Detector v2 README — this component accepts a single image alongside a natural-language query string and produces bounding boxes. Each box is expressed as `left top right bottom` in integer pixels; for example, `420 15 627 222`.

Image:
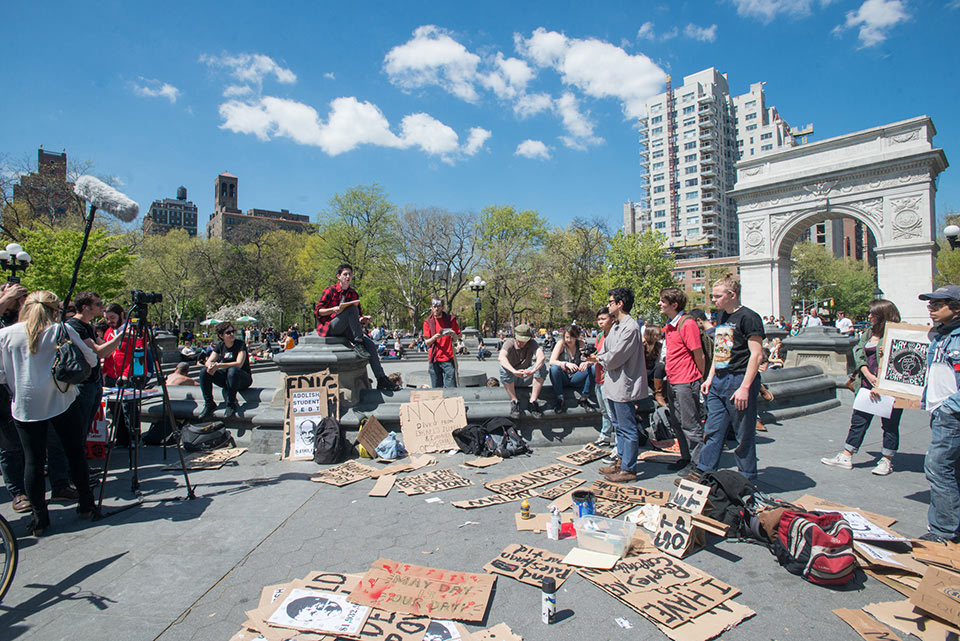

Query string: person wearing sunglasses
197 322 252 419
920 285 960 542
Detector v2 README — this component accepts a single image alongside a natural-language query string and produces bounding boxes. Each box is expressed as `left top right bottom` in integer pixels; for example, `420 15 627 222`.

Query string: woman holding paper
821 299 903 476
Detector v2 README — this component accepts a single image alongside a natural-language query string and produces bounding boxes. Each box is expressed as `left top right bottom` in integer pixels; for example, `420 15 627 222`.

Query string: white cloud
132 78 180 103
218 95 484 161
732 0 818 22
515 140 551 160
383 25 482 102
223 85 253 98
555 92 603 150
637 22 656 39
835 0 909 47
323 72 336 80
200 52 297 86
515 28 666 119
684 23 718 42
949 0 960 9
660 27 679 40
462 127 492 156
479 52 533 99
514 92 554 118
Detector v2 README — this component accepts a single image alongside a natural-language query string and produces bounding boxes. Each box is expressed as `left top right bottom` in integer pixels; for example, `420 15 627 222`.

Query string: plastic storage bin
574 514 637 558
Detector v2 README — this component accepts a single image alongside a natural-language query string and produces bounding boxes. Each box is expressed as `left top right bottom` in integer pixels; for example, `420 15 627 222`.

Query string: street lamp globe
945 225 960 250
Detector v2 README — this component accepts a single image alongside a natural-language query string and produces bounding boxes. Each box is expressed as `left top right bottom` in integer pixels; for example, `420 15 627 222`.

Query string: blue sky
2 0 958 235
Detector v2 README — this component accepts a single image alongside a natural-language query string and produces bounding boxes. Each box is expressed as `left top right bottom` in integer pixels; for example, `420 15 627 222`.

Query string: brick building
11 148 82 222
144 186 199 236
205 172 312 242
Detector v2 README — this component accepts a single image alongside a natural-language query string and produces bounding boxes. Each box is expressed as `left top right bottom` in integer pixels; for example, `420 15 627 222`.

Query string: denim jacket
924 324 960 414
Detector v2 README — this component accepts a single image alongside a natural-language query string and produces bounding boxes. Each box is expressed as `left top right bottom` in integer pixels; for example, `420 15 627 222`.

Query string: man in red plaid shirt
314 263 400 391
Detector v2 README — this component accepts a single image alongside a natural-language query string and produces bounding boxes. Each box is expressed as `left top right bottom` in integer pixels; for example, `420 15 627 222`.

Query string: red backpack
772 511 856 586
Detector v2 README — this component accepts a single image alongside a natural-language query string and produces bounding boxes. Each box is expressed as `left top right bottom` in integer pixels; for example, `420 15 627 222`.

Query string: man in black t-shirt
197 322 253 419
693 275 765 482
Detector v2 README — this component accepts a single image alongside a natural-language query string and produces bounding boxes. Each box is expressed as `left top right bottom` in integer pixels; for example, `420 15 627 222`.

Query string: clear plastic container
574 514 637 558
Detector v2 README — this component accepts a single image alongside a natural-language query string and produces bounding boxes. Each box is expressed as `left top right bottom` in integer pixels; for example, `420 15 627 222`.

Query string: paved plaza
0 361 941 641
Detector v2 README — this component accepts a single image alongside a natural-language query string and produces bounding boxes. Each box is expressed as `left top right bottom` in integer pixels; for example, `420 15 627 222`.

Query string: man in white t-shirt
802 308 823 328
835 310 854 336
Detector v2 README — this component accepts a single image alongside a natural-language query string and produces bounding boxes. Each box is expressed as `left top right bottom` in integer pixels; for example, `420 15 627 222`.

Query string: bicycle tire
0 513 18 602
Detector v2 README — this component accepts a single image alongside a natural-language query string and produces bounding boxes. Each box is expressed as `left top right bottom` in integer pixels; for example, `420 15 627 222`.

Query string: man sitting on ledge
498 324 547 418
314 263 400 391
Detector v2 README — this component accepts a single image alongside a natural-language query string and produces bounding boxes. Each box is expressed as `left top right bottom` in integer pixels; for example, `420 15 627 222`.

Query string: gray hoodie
597 314 648 402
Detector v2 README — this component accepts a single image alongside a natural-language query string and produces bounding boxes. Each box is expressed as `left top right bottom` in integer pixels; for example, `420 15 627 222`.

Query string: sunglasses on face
928 301 947 311
223 329 236 335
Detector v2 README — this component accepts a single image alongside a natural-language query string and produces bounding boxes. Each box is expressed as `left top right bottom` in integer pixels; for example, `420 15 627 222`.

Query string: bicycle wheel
0 513 18 602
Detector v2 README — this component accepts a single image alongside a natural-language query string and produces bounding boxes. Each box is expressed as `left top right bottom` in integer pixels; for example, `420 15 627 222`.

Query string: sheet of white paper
857 542 907 568
561 547 619 569
852 388 895 419
839 511 910 543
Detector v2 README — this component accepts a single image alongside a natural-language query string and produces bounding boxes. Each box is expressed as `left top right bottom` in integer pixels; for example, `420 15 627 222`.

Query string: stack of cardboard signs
451 463 580 510
232 564 518 641
282 371 340 461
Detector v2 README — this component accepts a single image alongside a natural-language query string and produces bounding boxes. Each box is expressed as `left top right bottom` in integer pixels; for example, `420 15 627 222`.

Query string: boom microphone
73 175 139 222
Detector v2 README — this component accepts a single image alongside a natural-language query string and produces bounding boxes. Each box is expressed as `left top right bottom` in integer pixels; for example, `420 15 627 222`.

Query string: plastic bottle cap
542 577 556 593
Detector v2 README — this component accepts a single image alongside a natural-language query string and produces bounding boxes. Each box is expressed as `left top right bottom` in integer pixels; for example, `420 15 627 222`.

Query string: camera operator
0 291 97 535
197 321 252 419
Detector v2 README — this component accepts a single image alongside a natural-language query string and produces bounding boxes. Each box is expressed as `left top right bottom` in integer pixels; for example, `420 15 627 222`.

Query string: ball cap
919 285 960 302
514 324 534 340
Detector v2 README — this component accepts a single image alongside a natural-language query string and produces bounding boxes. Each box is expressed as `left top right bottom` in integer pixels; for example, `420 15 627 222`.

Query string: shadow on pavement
756 466 816 493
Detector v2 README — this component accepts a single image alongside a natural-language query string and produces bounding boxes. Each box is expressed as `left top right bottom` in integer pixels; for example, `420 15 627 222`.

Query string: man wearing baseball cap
920 285 960 542
498 324 547 418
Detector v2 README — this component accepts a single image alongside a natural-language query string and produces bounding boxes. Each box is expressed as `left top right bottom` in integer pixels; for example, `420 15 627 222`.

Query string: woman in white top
0 291 97 535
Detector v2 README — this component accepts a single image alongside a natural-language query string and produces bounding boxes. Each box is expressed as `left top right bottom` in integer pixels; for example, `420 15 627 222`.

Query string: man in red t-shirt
423 299 461 388
658 288 706 477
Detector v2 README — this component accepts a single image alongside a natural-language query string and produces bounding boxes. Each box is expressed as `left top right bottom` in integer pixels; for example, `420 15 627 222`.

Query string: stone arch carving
729 117 948 324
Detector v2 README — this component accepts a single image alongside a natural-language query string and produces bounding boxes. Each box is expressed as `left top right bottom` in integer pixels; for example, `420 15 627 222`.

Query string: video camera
579 343 597 358
131 290 162 306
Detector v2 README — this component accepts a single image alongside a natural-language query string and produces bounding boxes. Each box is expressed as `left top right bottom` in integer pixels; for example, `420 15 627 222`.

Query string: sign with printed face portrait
876 323 934 401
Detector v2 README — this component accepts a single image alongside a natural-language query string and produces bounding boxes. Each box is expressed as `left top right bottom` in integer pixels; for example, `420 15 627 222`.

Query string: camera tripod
94 298 195 518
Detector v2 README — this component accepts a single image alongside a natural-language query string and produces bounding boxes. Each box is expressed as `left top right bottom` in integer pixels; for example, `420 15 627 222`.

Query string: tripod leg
146 326 195 499
95 394 124 515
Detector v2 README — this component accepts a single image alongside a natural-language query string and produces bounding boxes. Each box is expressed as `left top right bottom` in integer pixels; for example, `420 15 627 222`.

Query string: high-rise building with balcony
626 68 798 260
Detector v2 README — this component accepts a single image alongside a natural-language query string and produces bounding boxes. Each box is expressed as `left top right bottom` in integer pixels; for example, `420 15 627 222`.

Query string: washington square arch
730 116 948 324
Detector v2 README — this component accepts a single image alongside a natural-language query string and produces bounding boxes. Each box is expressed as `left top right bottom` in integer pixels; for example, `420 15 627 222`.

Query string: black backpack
701 470 798 539
182 422 233 452
481 417 530 458
452 423 487 455
312 416 348 464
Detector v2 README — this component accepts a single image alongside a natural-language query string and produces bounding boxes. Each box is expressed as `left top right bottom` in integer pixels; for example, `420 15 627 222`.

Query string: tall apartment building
627 68 797 260
144 186 199 236
206 172 313 242
12 147 82 222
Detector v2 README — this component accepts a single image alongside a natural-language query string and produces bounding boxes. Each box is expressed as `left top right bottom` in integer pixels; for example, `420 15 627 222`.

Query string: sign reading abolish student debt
348 559 496 622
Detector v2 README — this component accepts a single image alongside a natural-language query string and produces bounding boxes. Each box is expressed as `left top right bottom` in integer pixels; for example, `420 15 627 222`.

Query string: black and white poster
877 323 933 400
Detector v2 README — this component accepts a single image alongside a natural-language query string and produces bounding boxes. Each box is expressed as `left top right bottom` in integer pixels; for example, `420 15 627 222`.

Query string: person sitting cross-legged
197 322 252 419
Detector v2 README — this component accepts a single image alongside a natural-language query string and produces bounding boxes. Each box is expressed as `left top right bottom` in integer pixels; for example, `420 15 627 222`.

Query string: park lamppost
469 276 486 335
873 286 884 300
0 243 31 283
944 224 960 250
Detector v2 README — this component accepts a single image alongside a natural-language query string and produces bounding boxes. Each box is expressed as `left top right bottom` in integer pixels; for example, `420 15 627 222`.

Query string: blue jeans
698 371 760 481
549 365 595 401
925 408 960 539
429 360 457 388
607 399 640 474
845 407 903 458
595 383 614 441
199 367 253 404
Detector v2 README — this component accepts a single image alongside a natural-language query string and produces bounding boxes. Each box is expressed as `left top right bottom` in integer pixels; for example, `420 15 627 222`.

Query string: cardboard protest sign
369 474 396 497
912 566 960 627
622 576 739 628
310 460 377 486
451 490 537 510
556 442 609 465
911 541 960 572
590 480 669 505
794 494 897 528
514 511 573 533
282 370 339 461
834 608 904 641
548 490 578 513
472 623 521 641
838 511 910 543
483 544 573 588
399 397 465 453
670 480 711 515
348 558 496 622
654 507 704 558
395 469 473 495
594 498 635 518
864 599 960 641
264 587 370 635
484 463 580 495
283 371 340 417
409 389 443 403
164 447 247 471
876 323 934 401
608 553 707 592
537 478 585 501
854 542 925 575
358 416 390 458
463 456 502 468
286 413 325 461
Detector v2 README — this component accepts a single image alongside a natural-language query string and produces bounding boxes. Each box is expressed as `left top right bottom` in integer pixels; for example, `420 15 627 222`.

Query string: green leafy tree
935 237 960 286
549 218 609 323
790 241 875 319
591 230 675 323
125 228 202 327
19 224 133 300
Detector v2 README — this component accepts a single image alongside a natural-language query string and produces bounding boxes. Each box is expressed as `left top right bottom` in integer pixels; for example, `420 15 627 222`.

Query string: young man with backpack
423 298 460 388
691 274 765 484
658 288 706 477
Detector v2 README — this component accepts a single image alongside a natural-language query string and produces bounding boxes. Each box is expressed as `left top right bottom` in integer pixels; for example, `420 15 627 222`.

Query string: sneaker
377 376 401 392
666 458 692 472
578 397 597 411
675 464 697 477
223 402 239 419
50 486 79 504
674 469 703 487
820 453 853 470
871 458 893 476
605 470 637 483
528 401 544 417
594 437 611 447
552 400 566 414
509 401 521 419
196 403 216 420
663 440 681 453
12 494 31 513
599 458 622 475
353 343 369 360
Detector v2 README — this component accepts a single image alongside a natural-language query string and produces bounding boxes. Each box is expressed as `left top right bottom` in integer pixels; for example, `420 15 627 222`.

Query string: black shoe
553 400 566 414
377 376 401 392
674 469 704 487
196 403 216 420
224 401 239 419
353 342 369 359
917 532 955 543
666 458 692 472
510 401 521 418
528 401 544 417
578 397 597 411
